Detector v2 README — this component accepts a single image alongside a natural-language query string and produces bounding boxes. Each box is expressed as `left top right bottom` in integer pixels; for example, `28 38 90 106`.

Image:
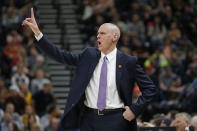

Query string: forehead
175 116 185 121
98 25 111 33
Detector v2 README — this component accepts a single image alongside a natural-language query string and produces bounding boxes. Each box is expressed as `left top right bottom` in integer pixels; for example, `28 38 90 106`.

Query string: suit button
72 104 74 107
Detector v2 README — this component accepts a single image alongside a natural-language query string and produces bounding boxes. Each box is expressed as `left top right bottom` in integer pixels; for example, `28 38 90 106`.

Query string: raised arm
22 8 81 65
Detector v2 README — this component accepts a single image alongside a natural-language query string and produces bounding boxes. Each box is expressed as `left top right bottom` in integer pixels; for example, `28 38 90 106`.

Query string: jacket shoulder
81 47 100 57
120 52 137 63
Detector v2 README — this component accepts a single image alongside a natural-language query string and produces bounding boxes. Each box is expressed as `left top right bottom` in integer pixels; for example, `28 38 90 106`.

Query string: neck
102 46 116 55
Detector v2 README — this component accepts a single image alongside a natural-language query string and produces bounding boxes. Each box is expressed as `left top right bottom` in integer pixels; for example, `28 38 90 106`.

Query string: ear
112 34 118 42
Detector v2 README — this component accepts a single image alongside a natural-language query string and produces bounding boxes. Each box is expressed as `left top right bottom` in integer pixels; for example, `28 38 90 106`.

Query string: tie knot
104 56 107 61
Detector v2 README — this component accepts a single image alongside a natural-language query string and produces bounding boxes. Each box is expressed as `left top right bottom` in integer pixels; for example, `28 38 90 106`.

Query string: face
44 84 52 93
6 103 15 113
97 24 117 55
25 105 33 115
36 69 44 79
21 84 28 93
17 67 24 75
171 116 189 131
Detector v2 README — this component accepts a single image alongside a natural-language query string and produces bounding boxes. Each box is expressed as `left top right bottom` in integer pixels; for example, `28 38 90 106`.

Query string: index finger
31 8 35 19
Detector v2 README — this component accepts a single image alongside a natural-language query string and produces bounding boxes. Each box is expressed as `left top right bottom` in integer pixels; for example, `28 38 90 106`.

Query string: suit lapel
116 50 123 90
88 50 101 79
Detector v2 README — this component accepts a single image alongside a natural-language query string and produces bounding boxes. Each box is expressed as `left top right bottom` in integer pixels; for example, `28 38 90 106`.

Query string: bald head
100 23 120 41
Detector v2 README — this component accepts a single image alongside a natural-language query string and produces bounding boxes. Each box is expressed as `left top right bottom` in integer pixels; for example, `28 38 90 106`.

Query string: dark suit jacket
36 36 158 130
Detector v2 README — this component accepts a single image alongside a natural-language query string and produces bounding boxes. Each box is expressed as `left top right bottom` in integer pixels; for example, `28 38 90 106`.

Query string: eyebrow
97 31 106 34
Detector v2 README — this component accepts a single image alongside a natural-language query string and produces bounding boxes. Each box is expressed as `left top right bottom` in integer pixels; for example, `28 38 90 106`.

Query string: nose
97 33 100 39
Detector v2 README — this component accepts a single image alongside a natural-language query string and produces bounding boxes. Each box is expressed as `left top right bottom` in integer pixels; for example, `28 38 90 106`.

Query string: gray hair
175 112 191 122
191 115 197 127
101 23 121 41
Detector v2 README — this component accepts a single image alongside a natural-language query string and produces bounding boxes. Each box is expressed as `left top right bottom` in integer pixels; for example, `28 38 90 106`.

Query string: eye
100 32 106 35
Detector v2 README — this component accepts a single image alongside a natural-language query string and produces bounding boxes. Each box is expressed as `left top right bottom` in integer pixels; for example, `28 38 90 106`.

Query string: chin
97 46 102 51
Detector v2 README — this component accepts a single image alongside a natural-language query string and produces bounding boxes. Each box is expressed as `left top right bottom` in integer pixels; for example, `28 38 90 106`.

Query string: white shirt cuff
35 32 43 41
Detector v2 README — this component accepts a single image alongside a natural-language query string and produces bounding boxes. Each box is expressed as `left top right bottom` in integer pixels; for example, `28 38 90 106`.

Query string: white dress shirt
84 48 124 109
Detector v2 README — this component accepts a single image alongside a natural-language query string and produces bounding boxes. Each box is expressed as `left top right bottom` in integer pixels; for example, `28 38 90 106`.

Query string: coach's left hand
123 106 135 121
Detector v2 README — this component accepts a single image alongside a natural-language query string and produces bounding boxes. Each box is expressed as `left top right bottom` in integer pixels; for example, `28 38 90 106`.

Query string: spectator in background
0 88 9 109
131 36 144 56
166 110 179 120
45 117 60 131
128 13 146 42
191 115 197 131
11 64 29 88
33 82 55 117
18 5 29 25
30 55 50 78
21 104 40 131
147 15 167 49
159 66 177 100
160 117 173 127
27 46 39 69
0 77 6 91
31 123 41 131
111 12 128 33
163 5 174 29
81 0 94 21
170 112 191 131
4 30 25 66
22 27 34 49
92 0 114 14
31 69 51 94
145 65 159 87
150 113 165 127
184 63 197 84
20 83 32 105
0 108 4 123
2 6 19 29
168 21 181 41
118 33 132 51
169 52 185 77
186 81 197 113
7 121 20 131
5 89 26 115
162 37 173 60
169 76 185 95
40 104 62 131
5 102 23 130
0 112 16 131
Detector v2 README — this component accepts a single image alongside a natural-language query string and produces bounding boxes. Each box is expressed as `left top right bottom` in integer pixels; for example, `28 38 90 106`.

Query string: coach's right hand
22 8 41 37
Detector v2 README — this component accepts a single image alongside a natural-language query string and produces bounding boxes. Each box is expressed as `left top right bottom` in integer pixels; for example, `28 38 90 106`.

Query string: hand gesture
123 106 135 121
22 8 40 37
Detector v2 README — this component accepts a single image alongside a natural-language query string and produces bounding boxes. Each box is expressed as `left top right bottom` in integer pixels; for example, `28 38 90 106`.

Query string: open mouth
97 41 102 46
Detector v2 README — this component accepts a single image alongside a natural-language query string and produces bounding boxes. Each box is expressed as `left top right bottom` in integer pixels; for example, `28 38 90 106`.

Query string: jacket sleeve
35 36 81 66
129 58 158 117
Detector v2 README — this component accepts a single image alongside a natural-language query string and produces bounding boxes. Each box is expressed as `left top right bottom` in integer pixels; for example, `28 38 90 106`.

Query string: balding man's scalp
101 23 120 41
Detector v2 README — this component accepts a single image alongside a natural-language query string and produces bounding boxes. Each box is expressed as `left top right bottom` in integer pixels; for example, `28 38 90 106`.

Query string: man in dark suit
22 8 158 131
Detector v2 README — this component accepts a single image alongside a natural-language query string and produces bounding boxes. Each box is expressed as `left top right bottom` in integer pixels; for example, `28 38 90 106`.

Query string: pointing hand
22 8 40 37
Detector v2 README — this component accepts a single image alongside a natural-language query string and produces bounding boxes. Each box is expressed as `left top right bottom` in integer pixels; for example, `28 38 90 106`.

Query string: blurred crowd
0 0 63 131
1 0 197 130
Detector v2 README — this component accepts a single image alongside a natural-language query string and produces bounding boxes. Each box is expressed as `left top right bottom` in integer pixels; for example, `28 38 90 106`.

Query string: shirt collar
101 48 117 62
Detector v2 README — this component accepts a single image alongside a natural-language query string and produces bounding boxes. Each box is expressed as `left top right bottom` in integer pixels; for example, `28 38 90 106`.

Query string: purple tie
97 56 108 111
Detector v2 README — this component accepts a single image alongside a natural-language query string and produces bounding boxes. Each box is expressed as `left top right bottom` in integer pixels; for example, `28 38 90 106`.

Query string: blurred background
0 0 197 131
